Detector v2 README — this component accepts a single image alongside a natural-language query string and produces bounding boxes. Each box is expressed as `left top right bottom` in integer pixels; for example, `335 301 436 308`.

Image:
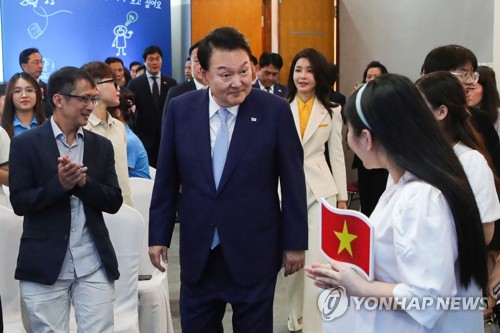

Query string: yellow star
334 220 358 257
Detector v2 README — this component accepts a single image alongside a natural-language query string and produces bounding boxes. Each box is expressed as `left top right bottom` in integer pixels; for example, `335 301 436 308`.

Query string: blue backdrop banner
1 0 172 82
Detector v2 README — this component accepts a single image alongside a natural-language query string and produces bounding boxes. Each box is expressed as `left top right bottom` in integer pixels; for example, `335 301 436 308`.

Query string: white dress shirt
208 88 239 155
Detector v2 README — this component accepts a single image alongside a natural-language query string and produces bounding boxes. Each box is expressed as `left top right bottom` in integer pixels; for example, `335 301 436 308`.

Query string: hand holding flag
319 198 374 281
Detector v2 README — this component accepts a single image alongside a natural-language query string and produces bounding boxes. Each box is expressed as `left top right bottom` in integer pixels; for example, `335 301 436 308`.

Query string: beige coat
290 97 347 201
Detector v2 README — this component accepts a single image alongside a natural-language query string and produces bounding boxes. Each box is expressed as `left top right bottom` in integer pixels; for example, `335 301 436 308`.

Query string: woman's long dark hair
345 74 487 290
475 66 500 124
1 72 45 138
416 71 499 191
287 48 335 116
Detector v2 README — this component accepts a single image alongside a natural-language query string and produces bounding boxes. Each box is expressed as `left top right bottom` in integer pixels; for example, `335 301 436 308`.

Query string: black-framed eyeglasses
96 78 119 89
62 94 99 106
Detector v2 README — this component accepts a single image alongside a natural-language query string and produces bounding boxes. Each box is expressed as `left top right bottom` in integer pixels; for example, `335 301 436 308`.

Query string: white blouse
454 142 500 223
354 172 483 333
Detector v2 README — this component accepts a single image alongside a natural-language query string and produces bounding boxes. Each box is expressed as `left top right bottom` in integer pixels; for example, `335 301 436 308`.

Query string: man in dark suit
149 27 308 332
9 67 123 332
19 47 53 118
127 45 177 167
162 41 207 121
252 51 288 98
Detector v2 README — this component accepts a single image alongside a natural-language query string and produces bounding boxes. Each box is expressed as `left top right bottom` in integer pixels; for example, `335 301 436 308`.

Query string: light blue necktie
211 108 229 249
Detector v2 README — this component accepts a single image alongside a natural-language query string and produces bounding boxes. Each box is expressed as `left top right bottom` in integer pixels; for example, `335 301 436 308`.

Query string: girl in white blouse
306 74 488 332
416 71 499 243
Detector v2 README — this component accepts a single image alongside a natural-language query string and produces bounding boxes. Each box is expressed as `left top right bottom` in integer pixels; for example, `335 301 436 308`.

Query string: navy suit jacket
149 89 307 287
252 80 288 98
128 73 177 167
162 79 197 122
9 121 123 285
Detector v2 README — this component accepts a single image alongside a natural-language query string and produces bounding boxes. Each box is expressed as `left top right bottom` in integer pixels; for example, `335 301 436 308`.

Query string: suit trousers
285 186 337 332
180 246 277 333
20 268 114 333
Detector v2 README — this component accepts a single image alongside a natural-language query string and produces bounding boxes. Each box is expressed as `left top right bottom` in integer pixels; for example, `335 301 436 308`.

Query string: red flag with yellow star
320 198 374 280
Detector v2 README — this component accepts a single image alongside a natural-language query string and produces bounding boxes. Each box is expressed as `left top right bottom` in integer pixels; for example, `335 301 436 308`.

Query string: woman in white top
306 74 488 332
417 71 499 243
284 48 347 332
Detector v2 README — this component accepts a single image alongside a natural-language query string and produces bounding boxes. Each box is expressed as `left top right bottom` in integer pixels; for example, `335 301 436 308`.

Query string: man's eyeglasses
449 71 480 84
62 94 99 106
96 78 119 89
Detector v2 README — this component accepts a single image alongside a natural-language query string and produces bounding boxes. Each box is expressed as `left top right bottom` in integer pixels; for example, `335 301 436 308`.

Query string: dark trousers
180 247 277 333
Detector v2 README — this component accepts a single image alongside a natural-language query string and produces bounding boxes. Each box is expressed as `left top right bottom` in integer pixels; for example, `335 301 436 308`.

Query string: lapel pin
251 117 257 122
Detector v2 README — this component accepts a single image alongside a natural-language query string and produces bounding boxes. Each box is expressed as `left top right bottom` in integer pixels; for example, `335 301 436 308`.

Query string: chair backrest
129 177 155 275
148 166 156 181
0 206 25 332
104 204 145 332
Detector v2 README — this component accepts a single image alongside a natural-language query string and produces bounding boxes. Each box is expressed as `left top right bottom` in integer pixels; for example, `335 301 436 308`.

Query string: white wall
170 0 191 83
338 0 494 96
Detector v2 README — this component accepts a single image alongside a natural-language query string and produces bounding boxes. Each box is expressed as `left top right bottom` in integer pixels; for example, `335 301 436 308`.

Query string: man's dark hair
250 54 258 66
19 48 40 68
258 52 283 70
105 57 124 66
188 41 200 59
197 27 252 71
136 65 146 74
129 61 141 70
421 44 478 74
81 61 115 81
48 66 96 108
142 45 163 60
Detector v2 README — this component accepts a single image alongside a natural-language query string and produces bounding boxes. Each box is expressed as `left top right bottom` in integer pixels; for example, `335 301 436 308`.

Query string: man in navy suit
128 45 177 167
252 51 288 98
149 27 308 332
162 41 206 121
9 67 123 332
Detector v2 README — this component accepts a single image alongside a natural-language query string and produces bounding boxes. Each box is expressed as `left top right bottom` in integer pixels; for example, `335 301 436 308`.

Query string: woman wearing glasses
0 73 45 208
0 72 45 138
466 66 500 138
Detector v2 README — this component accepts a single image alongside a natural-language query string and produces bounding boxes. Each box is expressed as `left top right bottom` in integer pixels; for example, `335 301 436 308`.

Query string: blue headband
355 83 372 130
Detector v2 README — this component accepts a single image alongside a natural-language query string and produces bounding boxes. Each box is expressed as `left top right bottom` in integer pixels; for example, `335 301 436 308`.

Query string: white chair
70 204 145 333
148 166 156 180
104 204 144 333
129 177 174 333
129 177 155 275
0 206 26 332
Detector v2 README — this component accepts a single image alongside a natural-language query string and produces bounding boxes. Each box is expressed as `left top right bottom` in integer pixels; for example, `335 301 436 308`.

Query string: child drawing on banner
112 11 138 57
112 25 133 56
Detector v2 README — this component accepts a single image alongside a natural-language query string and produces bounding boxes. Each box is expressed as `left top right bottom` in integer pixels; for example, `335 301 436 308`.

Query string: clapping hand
58 155 87 191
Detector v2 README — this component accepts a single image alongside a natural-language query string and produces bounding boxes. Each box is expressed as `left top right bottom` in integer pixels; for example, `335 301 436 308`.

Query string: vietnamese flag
320 198 374 281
